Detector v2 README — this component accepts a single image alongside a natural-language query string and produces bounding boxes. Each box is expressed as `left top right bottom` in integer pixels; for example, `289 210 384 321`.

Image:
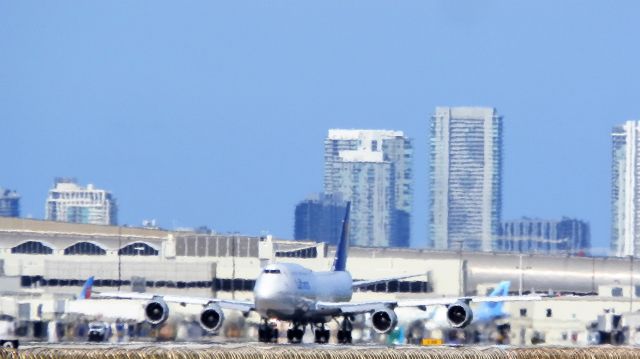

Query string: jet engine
199 303 225 332
371 308 398 334
446 301 473 328
144 298 169 326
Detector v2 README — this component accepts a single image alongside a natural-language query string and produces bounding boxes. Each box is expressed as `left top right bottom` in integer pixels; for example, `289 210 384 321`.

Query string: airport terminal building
1 217 640 344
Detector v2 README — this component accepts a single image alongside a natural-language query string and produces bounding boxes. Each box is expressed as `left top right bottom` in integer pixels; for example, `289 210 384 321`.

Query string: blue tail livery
331 202 350 272
475 280 511 322
79 276 95 299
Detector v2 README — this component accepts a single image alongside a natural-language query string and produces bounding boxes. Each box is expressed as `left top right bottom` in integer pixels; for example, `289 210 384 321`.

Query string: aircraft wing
352 274 424 289
316 294 542 314
94 292 254 313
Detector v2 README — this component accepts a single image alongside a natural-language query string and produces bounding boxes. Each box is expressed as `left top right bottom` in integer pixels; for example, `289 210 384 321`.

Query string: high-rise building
497 217 591 255
45 178 118 226
0 188 20 218
611 121 640 257
324 129 412 248
429 107 502 251
294 193 348 245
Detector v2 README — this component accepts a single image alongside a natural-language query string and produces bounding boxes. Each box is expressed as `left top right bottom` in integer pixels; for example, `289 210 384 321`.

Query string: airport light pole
118 225 122 291
516 253 532 296
630 255 634 313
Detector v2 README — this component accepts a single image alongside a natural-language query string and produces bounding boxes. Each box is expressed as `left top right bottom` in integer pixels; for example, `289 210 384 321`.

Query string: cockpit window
263 269 281 274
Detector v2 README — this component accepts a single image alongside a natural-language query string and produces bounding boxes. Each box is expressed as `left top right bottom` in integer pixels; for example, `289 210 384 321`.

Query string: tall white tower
429 107 502 251
611 121 640 257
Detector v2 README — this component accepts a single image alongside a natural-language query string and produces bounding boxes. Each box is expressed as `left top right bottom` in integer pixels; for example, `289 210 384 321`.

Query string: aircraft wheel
287 328 304 343
315 329 330 343
337 330 352 344
259 323 276 343
2 341 15 349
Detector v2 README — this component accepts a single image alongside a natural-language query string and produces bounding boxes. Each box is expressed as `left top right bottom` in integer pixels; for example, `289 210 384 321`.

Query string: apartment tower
45 178 118 226
611 121 640 257
324 129 412 247
429 107 502 251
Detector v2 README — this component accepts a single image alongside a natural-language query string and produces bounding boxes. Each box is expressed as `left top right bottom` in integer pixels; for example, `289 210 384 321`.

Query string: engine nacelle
371 308 398 334
144 298 169 326
199 303 225 332
446 301 473 328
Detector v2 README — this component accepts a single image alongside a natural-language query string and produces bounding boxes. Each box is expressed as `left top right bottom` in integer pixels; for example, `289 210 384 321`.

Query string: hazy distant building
498 217 591 254
324 129 412 247
294 193 348 245
429 107 502 251
611 121 640 257
0 188 20 218
45 178 117 226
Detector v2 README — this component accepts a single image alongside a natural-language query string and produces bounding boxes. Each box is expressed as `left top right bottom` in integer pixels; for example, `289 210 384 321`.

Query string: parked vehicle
88 321 110 342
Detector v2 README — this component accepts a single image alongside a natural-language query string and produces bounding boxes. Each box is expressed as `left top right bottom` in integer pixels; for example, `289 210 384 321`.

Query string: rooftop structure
324 129 412 247
429 107 502 251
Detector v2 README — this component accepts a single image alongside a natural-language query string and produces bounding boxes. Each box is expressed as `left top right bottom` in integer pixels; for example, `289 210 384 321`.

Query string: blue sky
2 1 639 250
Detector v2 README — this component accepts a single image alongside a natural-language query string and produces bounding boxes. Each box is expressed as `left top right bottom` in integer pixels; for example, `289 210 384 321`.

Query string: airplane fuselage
253 263 352 322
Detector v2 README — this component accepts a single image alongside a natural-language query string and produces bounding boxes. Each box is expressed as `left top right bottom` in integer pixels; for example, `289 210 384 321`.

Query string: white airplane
95 203 541 344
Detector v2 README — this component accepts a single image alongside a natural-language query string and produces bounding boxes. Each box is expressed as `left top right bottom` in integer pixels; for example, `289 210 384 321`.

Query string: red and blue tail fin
79 276 95 299
331 202 350 272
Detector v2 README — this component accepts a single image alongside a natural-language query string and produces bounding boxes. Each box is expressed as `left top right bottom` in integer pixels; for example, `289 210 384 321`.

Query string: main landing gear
262 317 353 344
287 323 305 343
258 320 278 343
337 316 353 344
314 323 330 344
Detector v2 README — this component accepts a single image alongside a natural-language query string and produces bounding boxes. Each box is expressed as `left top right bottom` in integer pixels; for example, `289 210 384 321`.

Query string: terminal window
64 242 106 255
118 242 158 256
612 287 623 297
11 241 53 255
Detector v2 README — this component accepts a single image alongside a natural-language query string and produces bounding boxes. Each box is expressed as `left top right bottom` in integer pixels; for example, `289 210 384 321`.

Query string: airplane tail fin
331 202 350 272
490 280 510 297
481 280 510 316
79 276 95 299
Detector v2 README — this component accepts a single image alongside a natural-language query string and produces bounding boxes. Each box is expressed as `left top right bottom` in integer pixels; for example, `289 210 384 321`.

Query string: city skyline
3 2 640 250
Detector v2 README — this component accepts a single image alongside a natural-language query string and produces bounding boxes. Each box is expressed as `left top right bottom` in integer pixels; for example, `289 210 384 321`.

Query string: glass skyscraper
0 188 20 218
611 121 640 257
324 129 412 247
498 217 591 255
294 193 348 245
429 107 502 251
